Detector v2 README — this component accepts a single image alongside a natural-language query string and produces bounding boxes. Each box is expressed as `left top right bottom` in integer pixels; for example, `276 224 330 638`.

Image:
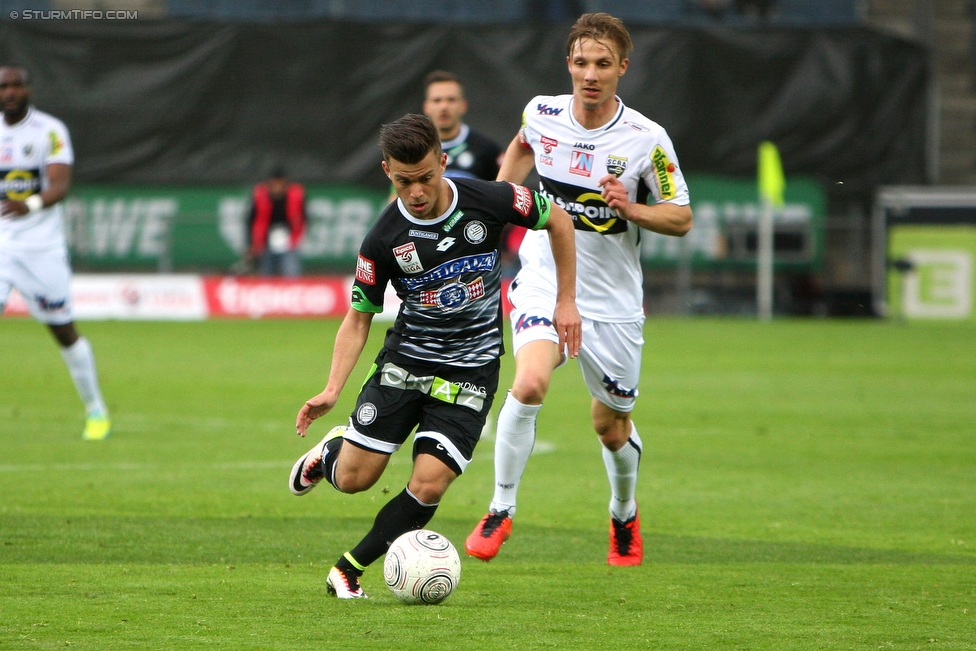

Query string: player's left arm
0 163 72 217
539 203 582 359
598 173 692 237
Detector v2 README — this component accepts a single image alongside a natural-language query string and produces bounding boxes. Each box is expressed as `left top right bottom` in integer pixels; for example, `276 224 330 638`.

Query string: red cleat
465 510 512 561
608 509 643 566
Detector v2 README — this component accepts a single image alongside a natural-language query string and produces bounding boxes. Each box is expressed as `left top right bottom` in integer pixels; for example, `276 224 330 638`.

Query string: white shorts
0 247 74 325
508 280 644 412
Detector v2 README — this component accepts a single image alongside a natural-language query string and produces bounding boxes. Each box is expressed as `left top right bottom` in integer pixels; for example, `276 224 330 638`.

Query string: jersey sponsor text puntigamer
0 107 74 252
515 94 689 322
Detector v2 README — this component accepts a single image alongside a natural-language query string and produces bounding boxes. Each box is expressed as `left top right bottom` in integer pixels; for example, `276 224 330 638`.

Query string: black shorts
344 348 499 475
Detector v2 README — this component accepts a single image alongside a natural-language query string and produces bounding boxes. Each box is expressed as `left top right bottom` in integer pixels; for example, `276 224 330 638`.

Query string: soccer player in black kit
288 114 580 599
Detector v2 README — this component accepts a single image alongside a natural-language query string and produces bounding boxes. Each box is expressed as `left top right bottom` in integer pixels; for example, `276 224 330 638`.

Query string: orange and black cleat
465 510 512 561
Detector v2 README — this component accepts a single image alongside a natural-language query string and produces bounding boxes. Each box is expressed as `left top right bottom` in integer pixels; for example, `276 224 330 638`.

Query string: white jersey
515 94 689 321
0 107 74 252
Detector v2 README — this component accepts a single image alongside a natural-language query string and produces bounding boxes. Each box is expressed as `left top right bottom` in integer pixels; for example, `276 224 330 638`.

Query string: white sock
59 337 108 417
603 423 642 522
489 392 541 518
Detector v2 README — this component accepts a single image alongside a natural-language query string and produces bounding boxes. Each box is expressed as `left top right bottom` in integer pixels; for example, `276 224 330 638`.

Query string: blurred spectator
248 168 306 277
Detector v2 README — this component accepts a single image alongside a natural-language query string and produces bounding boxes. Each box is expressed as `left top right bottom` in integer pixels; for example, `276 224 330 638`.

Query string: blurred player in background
247 167 306 277
288 114 579 599
423 70 502 181
0 65 111 440
466 13 693 566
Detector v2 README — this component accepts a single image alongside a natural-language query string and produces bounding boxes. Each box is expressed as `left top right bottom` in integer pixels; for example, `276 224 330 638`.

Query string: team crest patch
606 155 628 177
356 255 376 285
393 242 424 274
510 183 532 217
357 402 377 425
464 220 487 244
22 144 33 157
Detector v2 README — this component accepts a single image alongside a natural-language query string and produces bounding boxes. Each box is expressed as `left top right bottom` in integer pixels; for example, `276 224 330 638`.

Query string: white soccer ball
384 529 461 605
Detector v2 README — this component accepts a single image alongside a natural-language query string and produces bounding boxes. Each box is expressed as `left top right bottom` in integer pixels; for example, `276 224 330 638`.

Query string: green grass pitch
1 316 974 650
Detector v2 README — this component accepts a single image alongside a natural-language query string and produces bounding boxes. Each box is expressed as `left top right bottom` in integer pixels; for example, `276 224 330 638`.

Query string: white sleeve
44 118 74 167
642 129 689 206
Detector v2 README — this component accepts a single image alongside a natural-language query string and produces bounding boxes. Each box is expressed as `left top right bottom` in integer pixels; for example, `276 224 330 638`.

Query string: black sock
338 487 438 570
322 437 343 490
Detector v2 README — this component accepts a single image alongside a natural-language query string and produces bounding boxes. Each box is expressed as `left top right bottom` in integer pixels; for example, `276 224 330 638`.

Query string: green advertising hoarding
887 225 976 321
65 175 823 272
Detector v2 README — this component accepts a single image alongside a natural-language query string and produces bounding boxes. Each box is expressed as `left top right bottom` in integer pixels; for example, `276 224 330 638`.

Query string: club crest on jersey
570 150 594 177
537 104 563 116
540 136 558 153
651 145 677 200
393 242 424 274
464 220 487 244
23 144 34 157
356 254 376 285
409 229 438 241
421 277 485 311
510 183 533 217
606 155 628 177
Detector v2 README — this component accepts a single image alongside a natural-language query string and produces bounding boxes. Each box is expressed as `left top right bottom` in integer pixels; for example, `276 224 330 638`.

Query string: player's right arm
496 133 535 184
296 307 374 437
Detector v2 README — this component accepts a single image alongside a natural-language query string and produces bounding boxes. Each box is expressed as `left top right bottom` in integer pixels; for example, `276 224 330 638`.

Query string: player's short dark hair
424 70 463 95
380 114 441 165
0 65 30 85
566 13 633 64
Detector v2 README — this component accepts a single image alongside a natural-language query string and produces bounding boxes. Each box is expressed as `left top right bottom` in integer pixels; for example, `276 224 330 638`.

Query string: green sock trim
343 552 367 571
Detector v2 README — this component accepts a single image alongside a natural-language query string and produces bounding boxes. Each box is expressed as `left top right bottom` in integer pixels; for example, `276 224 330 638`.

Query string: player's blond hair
566 13 633 64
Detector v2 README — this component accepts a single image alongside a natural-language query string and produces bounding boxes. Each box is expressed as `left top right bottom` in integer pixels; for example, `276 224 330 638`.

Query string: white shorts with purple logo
0 247 74 325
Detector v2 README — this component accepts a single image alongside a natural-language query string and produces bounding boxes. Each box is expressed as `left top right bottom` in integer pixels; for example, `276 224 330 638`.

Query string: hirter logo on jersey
537 104 563 116
510 183 533 217
570 150 594 177
356 255 376 285
393 242 424 274
540 136 558 154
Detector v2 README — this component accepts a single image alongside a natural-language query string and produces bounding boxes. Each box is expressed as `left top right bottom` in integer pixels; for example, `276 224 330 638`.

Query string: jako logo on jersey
651 145 677 200
420 277 485 311
442 209 464 232
401 252 497 291
573 142 595 150
570 150 594 177
537 104 563 116
409 229 438 241
436 236 456 252
514 313 553 333
540 136 558 153
393 242 424 274
606 155 628 177
0 169 41 201
356 255 376 285
602 374 637 398
510 183 533 217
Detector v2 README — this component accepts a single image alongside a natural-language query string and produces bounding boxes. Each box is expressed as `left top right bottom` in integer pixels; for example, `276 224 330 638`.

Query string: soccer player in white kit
0 66 111 440
466 14 693 565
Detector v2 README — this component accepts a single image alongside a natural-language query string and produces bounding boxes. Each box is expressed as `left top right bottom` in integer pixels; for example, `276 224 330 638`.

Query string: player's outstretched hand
598 175 633 220
553 299 582 359
0 199 29 218
296 390 336 437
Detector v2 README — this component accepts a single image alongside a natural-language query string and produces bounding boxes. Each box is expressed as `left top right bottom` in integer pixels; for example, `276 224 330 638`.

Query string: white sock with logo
489 392 541 518
59 337 108 417
603 423 642 522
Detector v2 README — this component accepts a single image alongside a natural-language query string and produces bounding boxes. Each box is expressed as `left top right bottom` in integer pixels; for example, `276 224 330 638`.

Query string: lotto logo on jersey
356 255 376 285
569 150 594 177
510 183 533 217
0 168 41 201
651 145 677 200
393 242 424 274
537 104 563 116
540 136 558 153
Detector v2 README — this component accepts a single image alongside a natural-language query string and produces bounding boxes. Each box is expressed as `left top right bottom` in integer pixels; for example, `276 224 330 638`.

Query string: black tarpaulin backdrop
1 21 929 193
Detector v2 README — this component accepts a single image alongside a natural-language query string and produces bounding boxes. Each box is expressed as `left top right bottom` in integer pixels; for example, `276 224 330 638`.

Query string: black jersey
352 178 551 367
442 124 502 181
